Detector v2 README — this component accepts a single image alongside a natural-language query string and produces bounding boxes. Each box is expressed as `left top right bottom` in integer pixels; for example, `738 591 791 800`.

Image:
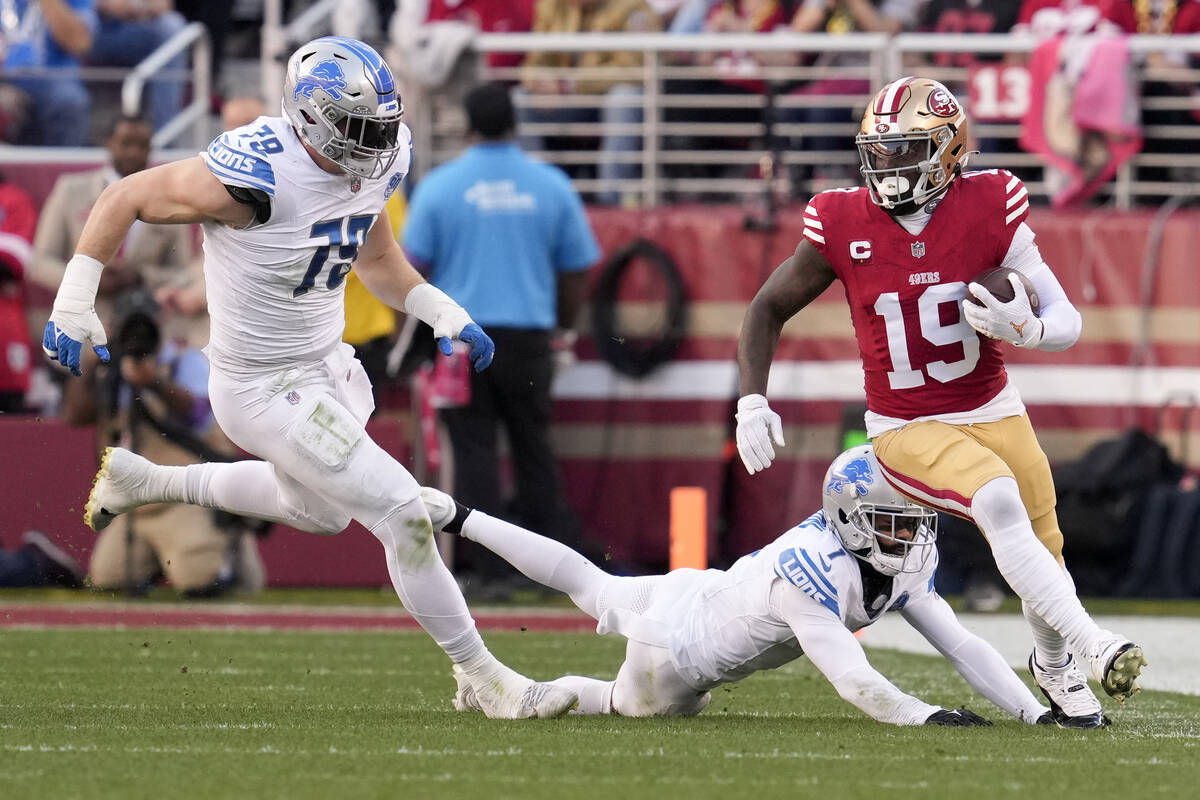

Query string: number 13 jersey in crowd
801 169 1030 421
200 116 412 377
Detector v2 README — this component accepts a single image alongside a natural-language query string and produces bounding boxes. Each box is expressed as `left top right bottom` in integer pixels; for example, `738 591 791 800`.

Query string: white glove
42 254 110 376
735 393 785 474
962 274 1044 348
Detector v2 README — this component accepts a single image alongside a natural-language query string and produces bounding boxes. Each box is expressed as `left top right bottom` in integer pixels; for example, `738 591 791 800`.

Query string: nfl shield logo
350 178 361 193
911 241 926 258
286 390 301 406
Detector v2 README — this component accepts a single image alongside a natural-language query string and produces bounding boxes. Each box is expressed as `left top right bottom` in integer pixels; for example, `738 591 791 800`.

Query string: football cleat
84 447 161 532
1091 640 1147 704
465 665 577 720
451 664 483 712
1028 652 1109 729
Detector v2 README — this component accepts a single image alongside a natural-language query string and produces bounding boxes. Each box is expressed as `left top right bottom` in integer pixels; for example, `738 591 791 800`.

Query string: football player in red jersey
735 76 1146 729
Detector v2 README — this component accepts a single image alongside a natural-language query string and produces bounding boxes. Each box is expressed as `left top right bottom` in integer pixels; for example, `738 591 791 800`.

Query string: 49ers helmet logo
928 89 959 117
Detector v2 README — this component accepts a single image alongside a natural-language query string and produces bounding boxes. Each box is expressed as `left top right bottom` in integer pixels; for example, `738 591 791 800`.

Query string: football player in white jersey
422 445 1063 727
41 37 576 720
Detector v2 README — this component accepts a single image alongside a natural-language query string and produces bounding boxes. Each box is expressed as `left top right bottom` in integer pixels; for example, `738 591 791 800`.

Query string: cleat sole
83 447 116 532
1102 645 1147 704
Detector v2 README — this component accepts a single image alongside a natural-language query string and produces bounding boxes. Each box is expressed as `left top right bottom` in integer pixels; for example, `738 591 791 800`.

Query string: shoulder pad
203 131 276 197
774 544 841 617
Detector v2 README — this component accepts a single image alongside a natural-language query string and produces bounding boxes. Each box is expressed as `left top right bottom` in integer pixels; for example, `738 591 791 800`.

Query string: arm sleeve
999 222 1082 351
771 582 939 726
900 592 1048 724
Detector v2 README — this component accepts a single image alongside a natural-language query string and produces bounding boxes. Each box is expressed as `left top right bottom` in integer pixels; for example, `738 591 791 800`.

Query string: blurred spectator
31 114 195 336
0 174 37 414
697 1 794 91
388 0 533 75
403 82 599 598
219 94 265 130
87 2 187 132
666 0 723 31
1098 1 1200 186
787 1 920 182
518 0 660 205
173 0 232 97
1017 1 1142 205
1012 0 1111 36
0 530 84 588
0 0 97 146
919 1 1022 66
61 289 265 596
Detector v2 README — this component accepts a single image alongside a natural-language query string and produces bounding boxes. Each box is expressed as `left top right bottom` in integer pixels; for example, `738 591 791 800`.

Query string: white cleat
466 665 577 720
1028 652 1108 729
451 664 483 712
84 447 161 532
1091 639 1147 704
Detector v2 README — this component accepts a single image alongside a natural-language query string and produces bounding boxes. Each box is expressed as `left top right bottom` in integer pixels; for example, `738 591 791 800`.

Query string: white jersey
199 116 412 377
667 511 938 688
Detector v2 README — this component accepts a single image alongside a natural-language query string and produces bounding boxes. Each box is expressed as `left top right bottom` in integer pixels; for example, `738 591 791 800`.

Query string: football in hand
966 268 1041 316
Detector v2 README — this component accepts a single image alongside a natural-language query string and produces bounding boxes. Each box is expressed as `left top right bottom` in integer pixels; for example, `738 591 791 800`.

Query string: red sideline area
0 602 597 633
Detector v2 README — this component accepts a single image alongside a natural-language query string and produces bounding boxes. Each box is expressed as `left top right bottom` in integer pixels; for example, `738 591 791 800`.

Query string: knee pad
369 494 436 563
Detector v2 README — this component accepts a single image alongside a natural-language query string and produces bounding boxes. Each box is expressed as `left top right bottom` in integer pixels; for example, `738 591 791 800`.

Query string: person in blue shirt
404 81 600 597
2 0 97 146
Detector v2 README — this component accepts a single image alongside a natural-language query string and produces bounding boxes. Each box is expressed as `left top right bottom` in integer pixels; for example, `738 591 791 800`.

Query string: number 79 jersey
802 170 1030 419
199 115 412 377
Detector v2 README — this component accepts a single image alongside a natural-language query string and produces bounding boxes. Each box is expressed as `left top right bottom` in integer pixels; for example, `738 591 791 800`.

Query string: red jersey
801 170 1031 420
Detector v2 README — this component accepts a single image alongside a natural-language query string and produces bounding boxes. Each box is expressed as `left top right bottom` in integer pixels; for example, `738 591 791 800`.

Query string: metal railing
121 21 212 150
398 31 1200 208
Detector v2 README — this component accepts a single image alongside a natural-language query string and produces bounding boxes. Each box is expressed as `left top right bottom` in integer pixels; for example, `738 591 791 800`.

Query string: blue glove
42 320 110 377
438 322 494 371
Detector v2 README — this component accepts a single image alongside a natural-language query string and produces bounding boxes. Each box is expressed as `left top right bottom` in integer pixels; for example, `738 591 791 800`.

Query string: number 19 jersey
801 170 1030 419
200 116 412 377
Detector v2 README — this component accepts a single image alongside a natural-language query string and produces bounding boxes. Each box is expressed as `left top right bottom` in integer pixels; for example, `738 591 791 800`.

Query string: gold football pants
872 413 1064 563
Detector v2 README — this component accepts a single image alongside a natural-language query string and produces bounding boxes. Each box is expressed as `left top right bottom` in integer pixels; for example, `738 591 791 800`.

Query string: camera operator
62 289 265 596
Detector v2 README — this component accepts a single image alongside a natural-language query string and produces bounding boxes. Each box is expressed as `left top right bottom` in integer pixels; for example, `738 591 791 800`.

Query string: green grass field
2 627 1199 800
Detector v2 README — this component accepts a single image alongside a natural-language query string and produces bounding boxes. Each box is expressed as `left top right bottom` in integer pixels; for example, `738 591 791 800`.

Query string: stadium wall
4 164 1197 584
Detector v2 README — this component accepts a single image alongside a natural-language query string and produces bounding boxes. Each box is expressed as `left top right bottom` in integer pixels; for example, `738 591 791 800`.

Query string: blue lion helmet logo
294 59 348 101
826 456 874 496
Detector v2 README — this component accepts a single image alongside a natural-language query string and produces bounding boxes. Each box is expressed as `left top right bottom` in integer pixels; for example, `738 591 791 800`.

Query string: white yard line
858 614 1200 695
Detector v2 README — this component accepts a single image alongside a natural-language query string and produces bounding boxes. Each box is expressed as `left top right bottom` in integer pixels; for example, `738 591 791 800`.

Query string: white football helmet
281 36 404 179
856 76 972 215
822 445 938 576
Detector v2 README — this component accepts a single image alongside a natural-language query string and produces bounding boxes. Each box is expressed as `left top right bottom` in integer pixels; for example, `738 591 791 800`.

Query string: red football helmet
856 76 972 215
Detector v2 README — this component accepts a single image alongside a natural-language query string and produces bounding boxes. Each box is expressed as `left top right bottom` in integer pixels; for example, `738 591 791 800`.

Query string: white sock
157 461 297 526
1024 600 1070 668
369 500 490 669
549 676 615 714
462 511 610 619
972 478 1112 659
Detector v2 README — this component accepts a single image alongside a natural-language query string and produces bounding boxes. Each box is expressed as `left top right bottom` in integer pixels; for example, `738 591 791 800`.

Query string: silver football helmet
821 445 938 576
281 36 404 180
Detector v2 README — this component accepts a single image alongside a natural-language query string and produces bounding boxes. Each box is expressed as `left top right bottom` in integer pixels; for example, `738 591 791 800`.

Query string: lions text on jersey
200 116 412 377
801 170 1030 420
